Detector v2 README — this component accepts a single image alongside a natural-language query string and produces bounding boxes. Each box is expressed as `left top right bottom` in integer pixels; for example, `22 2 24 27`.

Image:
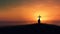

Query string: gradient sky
0 0 60 26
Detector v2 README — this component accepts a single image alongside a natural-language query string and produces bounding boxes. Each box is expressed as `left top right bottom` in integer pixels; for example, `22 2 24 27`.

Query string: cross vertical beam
38 15 41 24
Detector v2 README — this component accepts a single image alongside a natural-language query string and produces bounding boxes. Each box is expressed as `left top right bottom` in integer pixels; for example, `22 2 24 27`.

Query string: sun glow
34 11 49 22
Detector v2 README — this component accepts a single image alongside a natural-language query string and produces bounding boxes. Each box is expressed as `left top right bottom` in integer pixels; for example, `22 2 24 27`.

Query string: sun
33 11 49 23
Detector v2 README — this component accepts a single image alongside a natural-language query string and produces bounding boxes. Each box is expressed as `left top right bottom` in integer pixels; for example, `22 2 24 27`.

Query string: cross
38 15 41 19
38 15 41 24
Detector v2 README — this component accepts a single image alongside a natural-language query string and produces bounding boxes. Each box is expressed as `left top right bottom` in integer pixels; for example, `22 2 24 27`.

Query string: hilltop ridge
0 23 60 34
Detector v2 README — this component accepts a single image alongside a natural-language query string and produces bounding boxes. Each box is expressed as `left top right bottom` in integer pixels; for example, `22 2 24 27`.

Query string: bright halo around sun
34 11 49 23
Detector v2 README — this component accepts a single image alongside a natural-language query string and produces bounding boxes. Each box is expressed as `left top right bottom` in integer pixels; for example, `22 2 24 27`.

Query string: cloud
0 0 60 8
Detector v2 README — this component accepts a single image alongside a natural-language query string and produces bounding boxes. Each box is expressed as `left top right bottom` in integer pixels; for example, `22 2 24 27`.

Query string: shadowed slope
0 23 60 34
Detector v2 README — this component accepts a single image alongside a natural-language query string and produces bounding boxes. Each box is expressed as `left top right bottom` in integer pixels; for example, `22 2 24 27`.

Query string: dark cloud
0 0 60 7
0 0 60 12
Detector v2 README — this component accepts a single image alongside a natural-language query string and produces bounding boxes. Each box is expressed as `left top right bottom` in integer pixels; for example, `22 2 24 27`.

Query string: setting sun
33 11 49 23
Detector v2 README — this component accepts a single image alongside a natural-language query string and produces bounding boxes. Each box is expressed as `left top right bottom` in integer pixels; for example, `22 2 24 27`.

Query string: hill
0 23 60 34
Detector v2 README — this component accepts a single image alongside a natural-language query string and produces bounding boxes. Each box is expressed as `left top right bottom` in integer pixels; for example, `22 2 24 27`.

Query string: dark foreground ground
0 23 60 34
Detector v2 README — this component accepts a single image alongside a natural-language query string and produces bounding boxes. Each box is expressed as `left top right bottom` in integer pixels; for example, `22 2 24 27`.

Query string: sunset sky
0 0 60 26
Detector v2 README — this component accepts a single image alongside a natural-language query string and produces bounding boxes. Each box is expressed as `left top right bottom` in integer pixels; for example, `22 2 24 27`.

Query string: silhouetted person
38 15 41 24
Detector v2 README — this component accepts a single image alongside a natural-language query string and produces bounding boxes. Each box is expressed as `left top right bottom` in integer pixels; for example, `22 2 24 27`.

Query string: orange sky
0 0 60 26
